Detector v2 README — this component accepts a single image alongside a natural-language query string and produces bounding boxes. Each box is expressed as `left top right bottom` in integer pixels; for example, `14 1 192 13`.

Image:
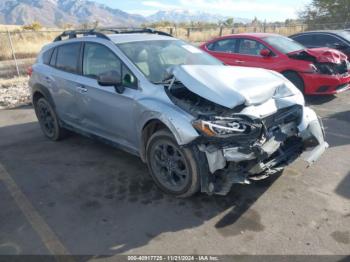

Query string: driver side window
83 43 121 78
83 42 138 89
238 39 267 56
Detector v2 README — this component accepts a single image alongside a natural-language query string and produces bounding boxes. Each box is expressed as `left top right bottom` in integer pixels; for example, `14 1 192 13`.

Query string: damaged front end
194 105 328 195
164 65 328 196
288 48 350 75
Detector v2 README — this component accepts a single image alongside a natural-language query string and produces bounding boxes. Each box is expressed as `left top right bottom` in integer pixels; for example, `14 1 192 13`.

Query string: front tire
34 97 66 141
282 71 305 94
146 130 201 198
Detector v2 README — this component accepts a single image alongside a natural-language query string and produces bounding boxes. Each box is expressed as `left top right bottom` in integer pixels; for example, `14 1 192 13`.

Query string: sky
93 0 312 21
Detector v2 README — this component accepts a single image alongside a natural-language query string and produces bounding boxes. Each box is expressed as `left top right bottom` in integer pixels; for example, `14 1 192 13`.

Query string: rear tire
282 71 305 94
34 97 67 141
146 130 201 198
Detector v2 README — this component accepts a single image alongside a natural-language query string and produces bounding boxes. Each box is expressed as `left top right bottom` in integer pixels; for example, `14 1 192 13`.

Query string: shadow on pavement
335 172 350 200
328 110 350 123
305 95 336 106
323 110 350 148
0 121 281 256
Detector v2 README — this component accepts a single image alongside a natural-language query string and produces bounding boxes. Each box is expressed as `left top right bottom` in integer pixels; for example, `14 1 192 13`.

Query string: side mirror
97 71 125 94
260 49 272 57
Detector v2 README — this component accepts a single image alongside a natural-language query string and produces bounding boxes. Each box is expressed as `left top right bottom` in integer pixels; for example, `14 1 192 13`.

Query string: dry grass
0 24 23 31
0 31 60 60
0 25 306 61
158 25 305 43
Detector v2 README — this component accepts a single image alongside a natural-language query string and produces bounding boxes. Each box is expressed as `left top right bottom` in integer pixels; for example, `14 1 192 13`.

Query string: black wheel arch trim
281 70 305 84
32 83 56 109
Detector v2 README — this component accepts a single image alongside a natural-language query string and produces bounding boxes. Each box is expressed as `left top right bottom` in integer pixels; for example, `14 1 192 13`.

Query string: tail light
27 66 33 77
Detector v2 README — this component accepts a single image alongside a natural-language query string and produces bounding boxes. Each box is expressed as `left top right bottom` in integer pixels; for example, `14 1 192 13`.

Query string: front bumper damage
198 106 328 195
301 72 350 95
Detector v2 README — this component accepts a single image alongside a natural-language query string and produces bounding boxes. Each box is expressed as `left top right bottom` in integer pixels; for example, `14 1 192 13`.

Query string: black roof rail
53 29 110 42
98 27 172 37
53 28 172 42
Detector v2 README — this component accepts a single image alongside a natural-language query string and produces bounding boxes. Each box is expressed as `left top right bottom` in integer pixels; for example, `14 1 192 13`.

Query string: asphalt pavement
0 92 349 257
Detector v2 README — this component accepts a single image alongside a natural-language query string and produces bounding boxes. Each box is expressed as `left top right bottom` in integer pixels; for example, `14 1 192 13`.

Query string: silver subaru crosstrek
29 28 328 197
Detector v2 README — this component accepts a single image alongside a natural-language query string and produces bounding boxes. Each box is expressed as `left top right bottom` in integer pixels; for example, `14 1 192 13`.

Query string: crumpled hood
171 65 288 109
289 48 347 64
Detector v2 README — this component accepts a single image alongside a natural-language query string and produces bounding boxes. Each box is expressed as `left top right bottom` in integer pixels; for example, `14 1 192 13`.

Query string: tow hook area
212 148 302 195
299 118 329 166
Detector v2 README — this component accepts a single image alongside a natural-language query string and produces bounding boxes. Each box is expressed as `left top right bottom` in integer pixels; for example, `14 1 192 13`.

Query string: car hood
171 65 287 109
288 48 347 64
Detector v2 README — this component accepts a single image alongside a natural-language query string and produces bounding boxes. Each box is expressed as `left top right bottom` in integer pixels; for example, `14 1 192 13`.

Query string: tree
93 20 99 29
250 17 260 26
300 0 350 29
224 18 234 27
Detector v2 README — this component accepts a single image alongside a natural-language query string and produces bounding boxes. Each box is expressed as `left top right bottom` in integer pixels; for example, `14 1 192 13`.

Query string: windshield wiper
151 74 175 85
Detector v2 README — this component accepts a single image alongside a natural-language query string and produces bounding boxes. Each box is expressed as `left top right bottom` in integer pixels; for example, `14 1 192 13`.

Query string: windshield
337 31 350 42
263 36 305 54
117 40 222 83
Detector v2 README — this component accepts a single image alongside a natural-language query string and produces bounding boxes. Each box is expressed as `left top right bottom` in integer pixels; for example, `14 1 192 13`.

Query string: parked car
29 29 327 197
290 30 350 59
200 33 350 95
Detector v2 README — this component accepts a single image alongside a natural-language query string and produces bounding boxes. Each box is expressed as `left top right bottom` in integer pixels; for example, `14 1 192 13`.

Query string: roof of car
221 33 281 39
290 30 346 36
101 33 176 44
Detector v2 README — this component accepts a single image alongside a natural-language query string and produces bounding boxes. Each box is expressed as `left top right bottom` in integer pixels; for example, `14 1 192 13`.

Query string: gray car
29 29 328 197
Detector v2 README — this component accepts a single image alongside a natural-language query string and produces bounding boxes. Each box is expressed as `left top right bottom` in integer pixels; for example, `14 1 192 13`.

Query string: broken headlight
307 64 318 74
192 117 256 138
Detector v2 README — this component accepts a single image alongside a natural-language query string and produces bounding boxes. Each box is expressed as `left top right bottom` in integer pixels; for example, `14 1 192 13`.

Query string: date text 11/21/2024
127 255 220 261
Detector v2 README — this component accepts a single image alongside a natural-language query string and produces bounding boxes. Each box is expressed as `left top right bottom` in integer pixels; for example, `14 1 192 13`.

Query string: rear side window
56 43 81 74
42 49 53 65
293 34 316 47
314 34 345 47
208 39 237 53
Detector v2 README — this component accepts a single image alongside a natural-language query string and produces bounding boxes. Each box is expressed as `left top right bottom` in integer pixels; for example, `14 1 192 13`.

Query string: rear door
48 42 82 125
75 42 140 149
204 38 240 65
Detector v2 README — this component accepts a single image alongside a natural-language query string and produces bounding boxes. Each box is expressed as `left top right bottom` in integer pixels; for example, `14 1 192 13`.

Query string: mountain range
0 0 146 27
0 0 251 27
148 9 251 24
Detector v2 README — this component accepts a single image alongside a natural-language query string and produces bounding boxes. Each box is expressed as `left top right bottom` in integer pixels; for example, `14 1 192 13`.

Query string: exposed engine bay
163 65 328 195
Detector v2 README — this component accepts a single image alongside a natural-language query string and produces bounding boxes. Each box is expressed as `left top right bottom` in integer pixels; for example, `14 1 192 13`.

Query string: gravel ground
0 77 31 109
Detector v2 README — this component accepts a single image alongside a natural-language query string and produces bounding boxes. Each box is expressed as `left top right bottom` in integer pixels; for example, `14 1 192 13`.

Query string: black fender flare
31 83 56 109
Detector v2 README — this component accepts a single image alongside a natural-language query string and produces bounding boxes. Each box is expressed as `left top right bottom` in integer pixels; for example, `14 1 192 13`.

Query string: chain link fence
1 22 350 79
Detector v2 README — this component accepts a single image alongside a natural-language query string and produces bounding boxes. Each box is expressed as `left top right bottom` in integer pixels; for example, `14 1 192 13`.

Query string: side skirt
59 121 140 158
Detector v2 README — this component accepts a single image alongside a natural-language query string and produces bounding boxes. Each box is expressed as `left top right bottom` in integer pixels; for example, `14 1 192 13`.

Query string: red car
200 33 350 95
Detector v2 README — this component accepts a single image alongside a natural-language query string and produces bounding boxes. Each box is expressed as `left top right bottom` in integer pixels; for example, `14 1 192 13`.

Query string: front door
234 38 277 70
75 42 140 150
